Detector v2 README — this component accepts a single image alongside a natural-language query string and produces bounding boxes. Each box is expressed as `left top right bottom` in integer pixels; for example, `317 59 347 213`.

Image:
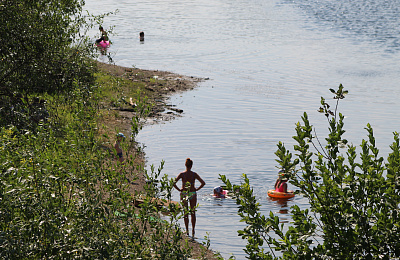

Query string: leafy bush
0 78 194 259
0 0 95 97
0 0 102 130
222 85 400 259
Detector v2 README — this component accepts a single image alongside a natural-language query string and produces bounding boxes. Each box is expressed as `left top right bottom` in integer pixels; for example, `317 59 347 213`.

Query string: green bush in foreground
0 85 194 259
222 85 400 259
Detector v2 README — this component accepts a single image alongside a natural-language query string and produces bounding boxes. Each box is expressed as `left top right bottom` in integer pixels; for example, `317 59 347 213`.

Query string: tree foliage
0 113 192 258
222 85 400 259
0 0 96 96
0 0 99 129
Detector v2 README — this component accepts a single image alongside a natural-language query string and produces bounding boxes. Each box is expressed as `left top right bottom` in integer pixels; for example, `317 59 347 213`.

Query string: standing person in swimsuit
114 133 125 163
173 158 206 237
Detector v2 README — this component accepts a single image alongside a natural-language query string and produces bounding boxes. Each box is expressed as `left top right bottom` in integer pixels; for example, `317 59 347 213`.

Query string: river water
85 0 400 258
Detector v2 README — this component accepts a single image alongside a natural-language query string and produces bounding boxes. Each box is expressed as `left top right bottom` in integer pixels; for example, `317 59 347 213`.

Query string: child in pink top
274 170 292 193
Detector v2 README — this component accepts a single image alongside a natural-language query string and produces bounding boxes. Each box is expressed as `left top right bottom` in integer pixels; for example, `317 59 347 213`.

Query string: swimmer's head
214 186 223 194
185 158 193 169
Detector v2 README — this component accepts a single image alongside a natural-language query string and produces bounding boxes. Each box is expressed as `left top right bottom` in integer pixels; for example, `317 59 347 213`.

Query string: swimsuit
276 183 285 192
181 191 196 200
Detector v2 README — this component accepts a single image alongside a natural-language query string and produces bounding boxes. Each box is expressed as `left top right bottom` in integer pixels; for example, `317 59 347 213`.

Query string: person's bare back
176 170 201 192
173 158 205 237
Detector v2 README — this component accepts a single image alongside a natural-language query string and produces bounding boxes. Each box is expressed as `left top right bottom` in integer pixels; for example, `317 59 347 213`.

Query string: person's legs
181 194 189 235
183 214 189 235
189 194 197 237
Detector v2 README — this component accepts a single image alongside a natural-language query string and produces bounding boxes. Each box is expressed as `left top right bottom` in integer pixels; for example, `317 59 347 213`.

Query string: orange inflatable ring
267 189 295 199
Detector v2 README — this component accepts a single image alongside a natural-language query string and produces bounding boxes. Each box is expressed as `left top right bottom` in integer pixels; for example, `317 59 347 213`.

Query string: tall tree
0 0 95 97
0 0 100 129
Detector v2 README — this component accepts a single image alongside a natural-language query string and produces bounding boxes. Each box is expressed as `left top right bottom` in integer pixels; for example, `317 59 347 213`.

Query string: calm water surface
85 0 400 258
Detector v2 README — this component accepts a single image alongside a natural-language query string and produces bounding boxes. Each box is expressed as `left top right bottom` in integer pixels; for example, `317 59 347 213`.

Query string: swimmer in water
173 158 206 237
213 186 226 198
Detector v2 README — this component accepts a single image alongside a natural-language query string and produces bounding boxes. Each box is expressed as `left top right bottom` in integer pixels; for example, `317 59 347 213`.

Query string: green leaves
0 0 105 130
1 0 93 95
0 88 194 258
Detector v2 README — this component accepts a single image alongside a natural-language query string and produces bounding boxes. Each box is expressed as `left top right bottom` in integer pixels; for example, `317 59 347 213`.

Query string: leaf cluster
0 0 99 130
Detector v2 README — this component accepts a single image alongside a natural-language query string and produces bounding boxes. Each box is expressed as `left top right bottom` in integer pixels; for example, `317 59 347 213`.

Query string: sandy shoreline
96 61 204 123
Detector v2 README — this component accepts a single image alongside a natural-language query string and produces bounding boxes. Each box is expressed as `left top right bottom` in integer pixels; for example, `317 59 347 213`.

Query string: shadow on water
268 197 292 216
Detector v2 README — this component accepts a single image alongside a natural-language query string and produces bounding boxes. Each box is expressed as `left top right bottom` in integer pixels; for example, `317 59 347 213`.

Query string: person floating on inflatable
96 26 108 44
274 170 292 192
268 170 295 199
213 186 228 198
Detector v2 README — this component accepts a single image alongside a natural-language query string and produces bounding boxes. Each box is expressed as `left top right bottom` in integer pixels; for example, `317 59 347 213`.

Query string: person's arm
274 179 279 189
194 173 206 191
173 173 182 192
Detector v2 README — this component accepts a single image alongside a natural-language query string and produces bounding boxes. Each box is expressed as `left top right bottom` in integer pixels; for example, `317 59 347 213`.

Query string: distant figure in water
213 186 227 198
114 133 125 163
274 170 293 193
96 26 108 44
173 158 206 237
139 31 144 41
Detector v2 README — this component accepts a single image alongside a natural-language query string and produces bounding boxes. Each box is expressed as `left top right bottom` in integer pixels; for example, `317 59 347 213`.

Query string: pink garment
97 40 110 48
275 182 286 192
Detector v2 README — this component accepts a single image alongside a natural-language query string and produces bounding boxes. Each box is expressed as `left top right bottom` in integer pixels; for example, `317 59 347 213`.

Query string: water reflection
268 197 292 215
